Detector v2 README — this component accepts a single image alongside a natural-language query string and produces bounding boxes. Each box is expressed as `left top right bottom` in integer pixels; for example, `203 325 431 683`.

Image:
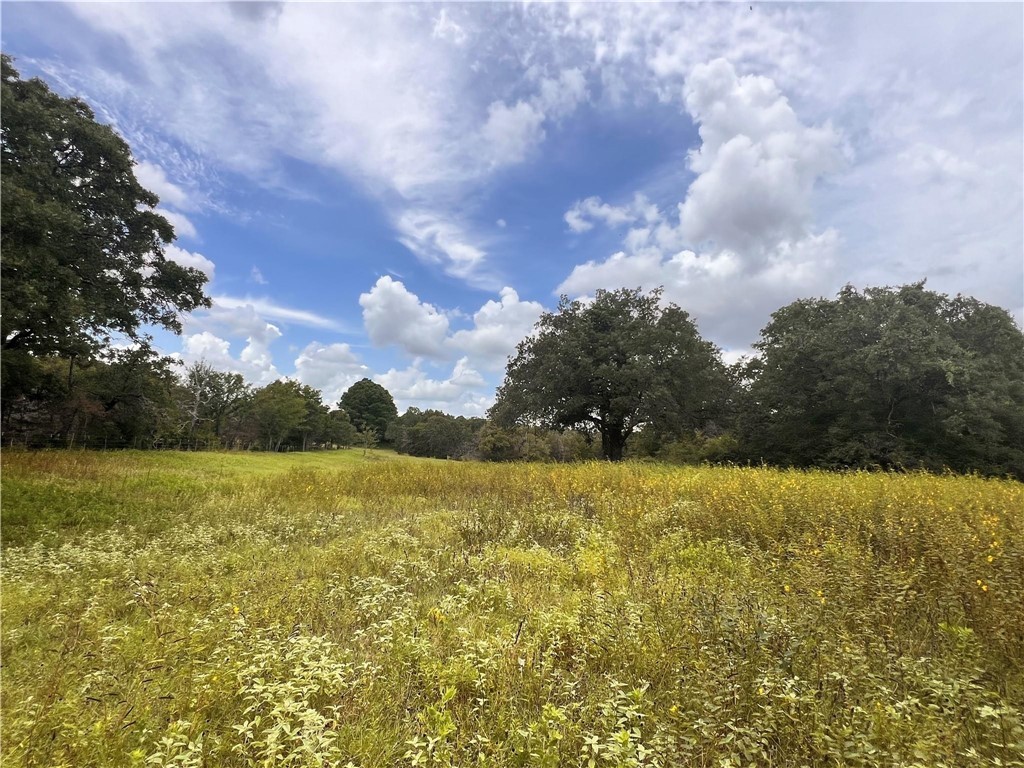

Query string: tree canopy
338 378 398 441
490 287 727 460
739 282 1024 476
0 54 209 362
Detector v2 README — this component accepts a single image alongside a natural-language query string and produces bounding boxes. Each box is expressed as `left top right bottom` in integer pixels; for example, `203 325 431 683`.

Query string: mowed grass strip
2 451 1022 767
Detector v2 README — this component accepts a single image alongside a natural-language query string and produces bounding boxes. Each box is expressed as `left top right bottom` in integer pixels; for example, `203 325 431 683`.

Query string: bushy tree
389 408 482 459
490 288 727 460
740 283 1024 476
338 378 397 441
0 55 209 363
248 381 307 452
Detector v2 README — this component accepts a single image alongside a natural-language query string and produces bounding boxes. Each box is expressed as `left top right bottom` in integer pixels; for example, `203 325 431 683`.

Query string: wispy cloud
211 295 345 332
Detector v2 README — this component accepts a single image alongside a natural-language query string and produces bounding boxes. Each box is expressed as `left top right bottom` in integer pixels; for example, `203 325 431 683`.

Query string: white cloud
293 342 369 405
480 100 546 168
432 9 466 45
211 295 343 331
179 328 281 386
249 266 268 285
565 193 661 233
375 357 488 415
481 67 589 169
136 160 193 210
359 276 450 358
164 244 215 280
395 211 493 287
496 218 507 228
558 59 843 349
448 287 545 370
679 58 844 256
158 208 198 240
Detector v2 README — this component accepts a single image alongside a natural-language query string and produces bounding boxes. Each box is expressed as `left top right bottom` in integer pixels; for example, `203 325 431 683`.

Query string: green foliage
339 379 398 442
491 288 727 461
248 380 309 451
389 409 484 459
178 362 250 447
0 54 209 360
741 282 1024 477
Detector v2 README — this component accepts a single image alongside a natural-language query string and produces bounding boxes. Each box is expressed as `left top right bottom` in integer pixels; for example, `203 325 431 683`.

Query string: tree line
3 54 1022 476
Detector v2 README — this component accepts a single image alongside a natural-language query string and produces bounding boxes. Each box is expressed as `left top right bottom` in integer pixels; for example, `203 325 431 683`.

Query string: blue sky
4 2 1022 415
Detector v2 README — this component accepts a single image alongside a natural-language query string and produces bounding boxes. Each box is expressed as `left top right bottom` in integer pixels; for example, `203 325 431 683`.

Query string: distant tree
176 362 250 448
389 408 477 459
0 55 209 367
249 380 307 451
740 283 1024 476
325 409 358 447
490 287 728 461
289 383 329 451
338 378 397 442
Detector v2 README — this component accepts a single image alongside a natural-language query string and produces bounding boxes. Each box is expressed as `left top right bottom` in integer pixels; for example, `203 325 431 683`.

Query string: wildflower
783 584 791 594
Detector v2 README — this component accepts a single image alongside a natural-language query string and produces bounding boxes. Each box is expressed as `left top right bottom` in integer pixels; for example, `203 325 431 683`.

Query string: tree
740 283 1024 477
0 55 209 362
389 408 479 459
490 287 728 461
289 383 329 451
248 380 307 452
325 409 358 447
176 362 250 447
338 378 397 442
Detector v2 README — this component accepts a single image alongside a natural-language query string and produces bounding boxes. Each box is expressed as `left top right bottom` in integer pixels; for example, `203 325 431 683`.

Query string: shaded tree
740 283 1024 476
490 288 727 461
325 409 358 447
249 380 307 452
177 362 250 448
338 378 397 442
389 408 481 459
0 55 209 365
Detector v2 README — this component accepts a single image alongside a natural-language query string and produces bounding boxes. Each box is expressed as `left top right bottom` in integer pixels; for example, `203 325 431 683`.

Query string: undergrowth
2 450 1022 766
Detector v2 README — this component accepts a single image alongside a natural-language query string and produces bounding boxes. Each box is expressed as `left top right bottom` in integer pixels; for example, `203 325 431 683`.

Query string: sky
4 2 1022 416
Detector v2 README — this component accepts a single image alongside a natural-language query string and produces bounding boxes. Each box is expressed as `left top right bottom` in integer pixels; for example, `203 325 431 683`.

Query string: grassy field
2 450 1023 767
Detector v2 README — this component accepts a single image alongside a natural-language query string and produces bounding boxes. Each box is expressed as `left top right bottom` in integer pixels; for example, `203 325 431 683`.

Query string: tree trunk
600 425 626 461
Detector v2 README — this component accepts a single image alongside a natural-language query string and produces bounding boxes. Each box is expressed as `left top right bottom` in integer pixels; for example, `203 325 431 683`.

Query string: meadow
2 449 1022 767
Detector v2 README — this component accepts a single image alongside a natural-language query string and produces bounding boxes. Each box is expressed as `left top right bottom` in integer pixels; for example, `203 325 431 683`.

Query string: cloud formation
360 276 451 359
560 59 844 349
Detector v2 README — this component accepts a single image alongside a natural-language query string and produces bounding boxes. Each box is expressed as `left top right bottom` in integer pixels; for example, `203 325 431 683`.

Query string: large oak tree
490 287 727 461
0 54 209 362
739 283 1024 477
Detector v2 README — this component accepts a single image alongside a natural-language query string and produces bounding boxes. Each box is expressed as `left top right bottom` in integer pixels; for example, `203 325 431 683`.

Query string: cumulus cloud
164 244 215 280
375 357 488 414
448 287 545 370
481 68 589 169
179 327 281 385
679 58 844 255
136 160 193 210
158 208 198 240
292 342 369 405
359 276 451 358
559 59 843 349
481 100 546 168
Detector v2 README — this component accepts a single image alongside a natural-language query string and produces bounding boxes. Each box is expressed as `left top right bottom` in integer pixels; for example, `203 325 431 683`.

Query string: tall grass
2 451 1022 766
